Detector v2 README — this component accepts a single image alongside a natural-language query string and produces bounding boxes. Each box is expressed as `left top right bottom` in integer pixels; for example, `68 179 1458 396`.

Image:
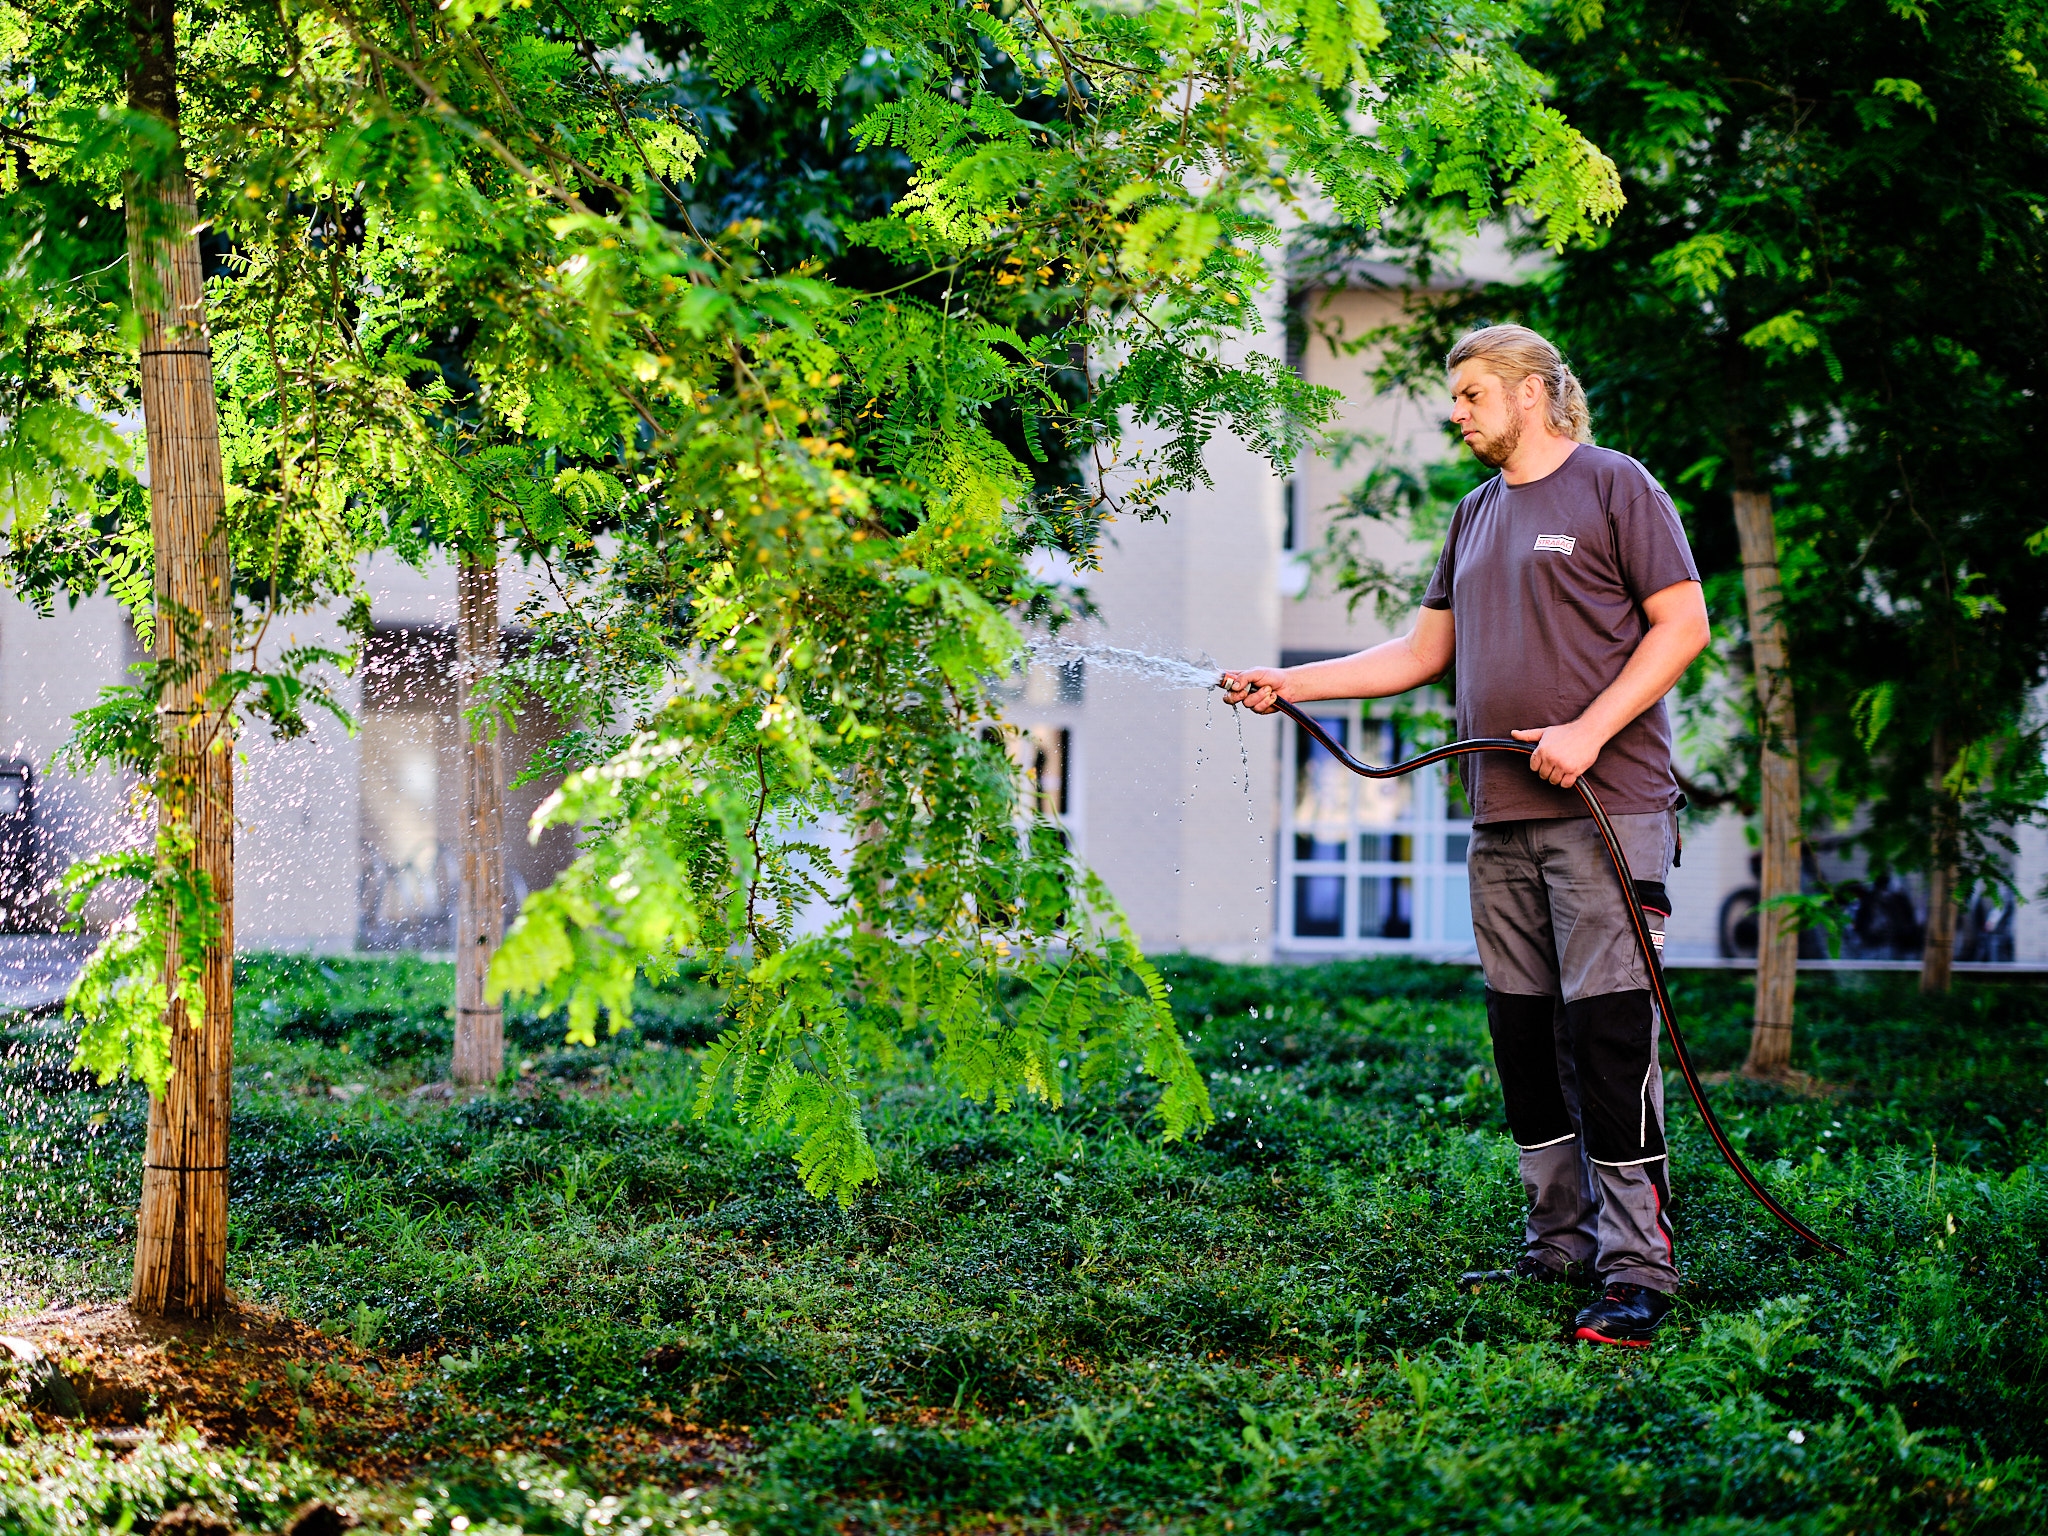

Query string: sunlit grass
2 954 2044 1532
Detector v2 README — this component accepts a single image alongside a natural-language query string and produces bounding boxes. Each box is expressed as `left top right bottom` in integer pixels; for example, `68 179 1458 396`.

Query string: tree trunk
452 551 505 1086
1733 488 1802 1081
127 0 235 1319
1921 728 1958 994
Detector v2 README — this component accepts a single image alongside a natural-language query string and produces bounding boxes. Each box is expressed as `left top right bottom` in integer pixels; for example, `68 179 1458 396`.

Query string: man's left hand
1511 720 1607 789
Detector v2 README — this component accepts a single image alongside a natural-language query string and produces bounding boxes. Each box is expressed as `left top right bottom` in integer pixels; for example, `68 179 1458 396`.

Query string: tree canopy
3 0 1625 1195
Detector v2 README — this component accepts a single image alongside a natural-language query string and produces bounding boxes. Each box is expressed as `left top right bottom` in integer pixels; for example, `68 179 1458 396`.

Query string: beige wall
0 554 570 953
1285 284 1456 660
1073 428 1287 961
0 591 144 927
233 605 359 952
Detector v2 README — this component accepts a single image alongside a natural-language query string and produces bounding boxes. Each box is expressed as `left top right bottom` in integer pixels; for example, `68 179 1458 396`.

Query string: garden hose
1259 695 1848 1259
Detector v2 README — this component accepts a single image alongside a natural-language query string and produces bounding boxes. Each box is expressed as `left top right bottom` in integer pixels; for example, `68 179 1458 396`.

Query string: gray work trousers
1467 810 1682 1292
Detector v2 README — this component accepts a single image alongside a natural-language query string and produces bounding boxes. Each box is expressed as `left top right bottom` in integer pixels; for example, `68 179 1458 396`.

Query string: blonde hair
1446 324 1594 444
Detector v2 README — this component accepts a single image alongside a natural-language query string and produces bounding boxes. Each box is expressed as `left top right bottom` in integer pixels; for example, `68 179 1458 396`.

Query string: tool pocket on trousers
1564 990 1666 1165
1634 879 1670 966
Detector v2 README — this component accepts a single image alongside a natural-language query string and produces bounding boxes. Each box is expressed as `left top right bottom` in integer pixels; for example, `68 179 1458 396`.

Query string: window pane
1294 714 1352 829
1361 876 1412 939
1359 831 1414 862
1294 874 1345 937
1356 718 1413 824
1276 693 1472 954
360 709 447 944
1030 726 1069 816
1440 873 1475 946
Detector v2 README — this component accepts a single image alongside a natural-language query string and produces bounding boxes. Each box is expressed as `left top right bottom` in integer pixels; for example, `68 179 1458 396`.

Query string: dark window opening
1030 726 1070 817
1360 876 1413 939
1294 874 1345 937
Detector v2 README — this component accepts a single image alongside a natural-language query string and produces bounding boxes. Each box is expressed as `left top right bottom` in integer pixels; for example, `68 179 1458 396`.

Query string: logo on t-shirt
1533 533 1577 554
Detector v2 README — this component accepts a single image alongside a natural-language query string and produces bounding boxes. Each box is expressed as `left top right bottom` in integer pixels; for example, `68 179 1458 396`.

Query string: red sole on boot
1575 1326 1653 1348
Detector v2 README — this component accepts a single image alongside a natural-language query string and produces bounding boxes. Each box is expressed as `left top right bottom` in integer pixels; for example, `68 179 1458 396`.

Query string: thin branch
745 743 771 940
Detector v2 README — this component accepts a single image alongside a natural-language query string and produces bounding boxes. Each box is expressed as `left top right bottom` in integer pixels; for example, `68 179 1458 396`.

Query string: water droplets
1024 639 1220 692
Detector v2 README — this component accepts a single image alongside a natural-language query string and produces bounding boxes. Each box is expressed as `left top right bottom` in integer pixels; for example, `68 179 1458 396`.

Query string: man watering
1223 324 1711 1347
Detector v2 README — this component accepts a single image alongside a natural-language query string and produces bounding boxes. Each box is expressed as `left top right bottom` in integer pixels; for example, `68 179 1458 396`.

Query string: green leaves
6 0 1619 1192
1653 232 1740 297
1297 0 1390 83
63 833 222 1097
1852 682 1896 753
0 401 133 539
1873 76 1937 121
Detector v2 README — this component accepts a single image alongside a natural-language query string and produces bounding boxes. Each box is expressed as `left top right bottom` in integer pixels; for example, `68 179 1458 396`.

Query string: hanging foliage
3 0 1622 1195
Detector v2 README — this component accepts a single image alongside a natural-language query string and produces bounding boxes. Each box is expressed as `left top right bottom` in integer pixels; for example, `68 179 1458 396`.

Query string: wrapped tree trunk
452 551 505 1085
1921 728 1958 995
1733 488 1802 1080
127 0 235 1318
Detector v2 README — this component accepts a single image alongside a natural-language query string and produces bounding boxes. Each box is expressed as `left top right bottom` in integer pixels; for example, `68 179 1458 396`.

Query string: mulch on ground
3 1299 749 1486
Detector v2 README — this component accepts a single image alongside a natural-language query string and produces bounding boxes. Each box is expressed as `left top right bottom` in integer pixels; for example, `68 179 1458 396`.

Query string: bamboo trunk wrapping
453 553 505 1085
1733 489 1801 1079
1921 729 1957 994
127 150 235 1318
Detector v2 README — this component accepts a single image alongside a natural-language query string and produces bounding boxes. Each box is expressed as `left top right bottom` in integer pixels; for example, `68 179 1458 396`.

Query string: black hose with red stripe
1266 697 1847 1259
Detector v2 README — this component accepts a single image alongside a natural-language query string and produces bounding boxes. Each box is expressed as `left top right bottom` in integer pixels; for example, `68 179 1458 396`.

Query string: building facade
0 555 574 962
2 274 2042 976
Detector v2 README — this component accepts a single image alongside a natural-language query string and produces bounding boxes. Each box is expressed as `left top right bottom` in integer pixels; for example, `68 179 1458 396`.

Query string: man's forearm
1576 619 1707 745
1279 631 1447 702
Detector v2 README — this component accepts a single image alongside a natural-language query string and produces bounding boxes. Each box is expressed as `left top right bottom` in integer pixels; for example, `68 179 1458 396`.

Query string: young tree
122 0 236 1316
5 0 1626 1336
453 545 505 1086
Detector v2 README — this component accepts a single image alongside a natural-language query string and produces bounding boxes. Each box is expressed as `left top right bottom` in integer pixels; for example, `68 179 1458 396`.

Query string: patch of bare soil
3 1299 749 1485
1699 1067 1841 1097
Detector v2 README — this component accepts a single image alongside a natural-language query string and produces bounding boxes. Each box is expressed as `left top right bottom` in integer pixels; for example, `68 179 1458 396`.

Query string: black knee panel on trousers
1485 989 1573 1148
1563 990 1667 1165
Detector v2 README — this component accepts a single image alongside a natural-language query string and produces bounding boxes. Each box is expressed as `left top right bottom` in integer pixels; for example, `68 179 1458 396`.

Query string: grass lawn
2 952 2045 1534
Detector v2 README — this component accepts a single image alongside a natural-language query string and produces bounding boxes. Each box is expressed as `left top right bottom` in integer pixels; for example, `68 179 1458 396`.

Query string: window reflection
1282 705 1470 948
1359 876 1412 939
1294 874 1345 937
1293 713 1353 828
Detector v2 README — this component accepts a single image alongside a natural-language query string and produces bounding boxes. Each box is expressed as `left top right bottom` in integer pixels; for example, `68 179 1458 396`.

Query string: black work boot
1459 1256 1587 1293
1573 1282 1673 1346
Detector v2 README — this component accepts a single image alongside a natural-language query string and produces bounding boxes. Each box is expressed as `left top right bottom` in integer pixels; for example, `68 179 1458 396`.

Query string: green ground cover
3 953 2045 1534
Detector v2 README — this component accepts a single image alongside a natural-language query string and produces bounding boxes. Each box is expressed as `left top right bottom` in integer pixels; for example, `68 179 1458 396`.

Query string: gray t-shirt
1421 444 1700 824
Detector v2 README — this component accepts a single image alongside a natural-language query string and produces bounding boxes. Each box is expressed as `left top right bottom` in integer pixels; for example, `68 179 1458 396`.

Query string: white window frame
997 658 1087 856
1277 701 1476 957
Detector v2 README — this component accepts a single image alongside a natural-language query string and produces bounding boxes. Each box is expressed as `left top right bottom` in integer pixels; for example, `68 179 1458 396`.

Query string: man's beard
1468 412 1522 469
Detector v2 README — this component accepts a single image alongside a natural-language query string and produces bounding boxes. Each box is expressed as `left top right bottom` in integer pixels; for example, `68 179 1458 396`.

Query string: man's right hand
1222 667 1292 713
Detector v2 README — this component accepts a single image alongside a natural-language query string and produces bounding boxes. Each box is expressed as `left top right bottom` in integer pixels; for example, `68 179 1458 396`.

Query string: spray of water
1024 638 1222 692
